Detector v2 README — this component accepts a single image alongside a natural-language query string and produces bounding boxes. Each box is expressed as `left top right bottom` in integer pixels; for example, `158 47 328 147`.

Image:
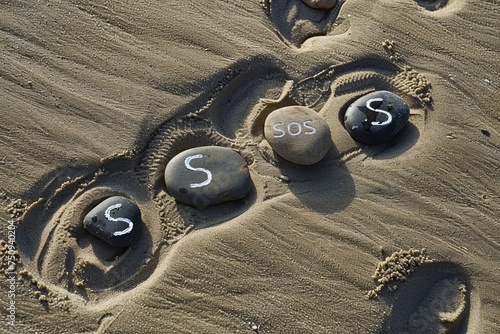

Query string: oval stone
264 106 332 165
164 146 252 207
83 196 142 248
302 0 338 10
344 91 410 146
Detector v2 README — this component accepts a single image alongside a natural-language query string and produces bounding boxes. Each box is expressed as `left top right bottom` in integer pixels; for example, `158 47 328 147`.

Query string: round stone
264 106 332 165
301 0 338 9
344 91 410 145
83 196 141 248
164 146 252 207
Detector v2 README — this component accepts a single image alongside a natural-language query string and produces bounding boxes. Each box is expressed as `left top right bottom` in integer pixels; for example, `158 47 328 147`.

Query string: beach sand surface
0 0 499 333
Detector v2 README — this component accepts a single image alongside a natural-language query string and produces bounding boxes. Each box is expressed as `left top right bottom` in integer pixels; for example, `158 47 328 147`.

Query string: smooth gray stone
83 196 141 247
164 146 252 207
264 106 331 165
344 91 410 145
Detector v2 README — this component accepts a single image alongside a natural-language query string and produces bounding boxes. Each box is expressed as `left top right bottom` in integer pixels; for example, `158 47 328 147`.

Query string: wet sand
0 0 499 333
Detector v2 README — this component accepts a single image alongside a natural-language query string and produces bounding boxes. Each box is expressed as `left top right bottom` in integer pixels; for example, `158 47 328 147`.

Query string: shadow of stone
276 142 356 213
73 218 153 291
364 122 421 160
174 177 258 230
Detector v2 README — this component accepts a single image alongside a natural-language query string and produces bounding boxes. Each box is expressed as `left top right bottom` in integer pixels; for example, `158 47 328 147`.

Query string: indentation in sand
268 56 432 160
261 0 348 46
11 77 287 305
369 250 478 334
415 0 466 14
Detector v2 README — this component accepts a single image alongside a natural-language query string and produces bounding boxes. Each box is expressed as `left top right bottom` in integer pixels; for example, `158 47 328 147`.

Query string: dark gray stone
344 91 410 145
264 106 331 165
164 146 252 207
83 196 141 247
302 0 338 10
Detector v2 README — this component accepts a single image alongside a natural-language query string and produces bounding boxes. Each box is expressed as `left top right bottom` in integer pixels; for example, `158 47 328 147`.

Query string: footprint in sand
261 0 349 46
367 249 478 334
286 55 432 160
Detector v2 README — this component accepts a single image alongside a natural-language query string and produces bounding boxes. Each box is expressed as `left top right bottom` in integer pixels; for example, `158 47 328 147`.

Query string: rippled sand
0 1 499 333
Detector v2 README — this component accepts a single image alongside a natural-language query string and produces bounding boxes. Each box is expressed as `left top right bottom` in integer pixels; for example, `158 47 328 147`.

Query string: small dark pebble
481 129 491 137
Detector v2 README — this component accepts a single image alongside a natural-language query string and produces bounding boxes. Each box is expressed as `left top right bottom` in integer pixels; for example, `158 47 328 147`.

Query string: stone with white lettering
344 91 410 145
83 196 141 247
264 106 332 165
164 146 252 207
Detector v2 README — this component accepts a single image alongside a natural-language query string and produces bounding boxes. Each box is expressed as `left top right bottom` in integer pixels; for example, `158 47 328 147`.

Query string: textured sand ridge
1 0 499 333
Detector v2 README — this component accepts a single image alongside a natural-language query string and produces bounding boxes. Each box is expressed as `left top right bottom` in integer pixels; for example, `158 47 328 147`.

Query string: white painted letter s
366 98 392 126
105 203 134 236
273 122 286 138
184 154 212 188
303 120 316 134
